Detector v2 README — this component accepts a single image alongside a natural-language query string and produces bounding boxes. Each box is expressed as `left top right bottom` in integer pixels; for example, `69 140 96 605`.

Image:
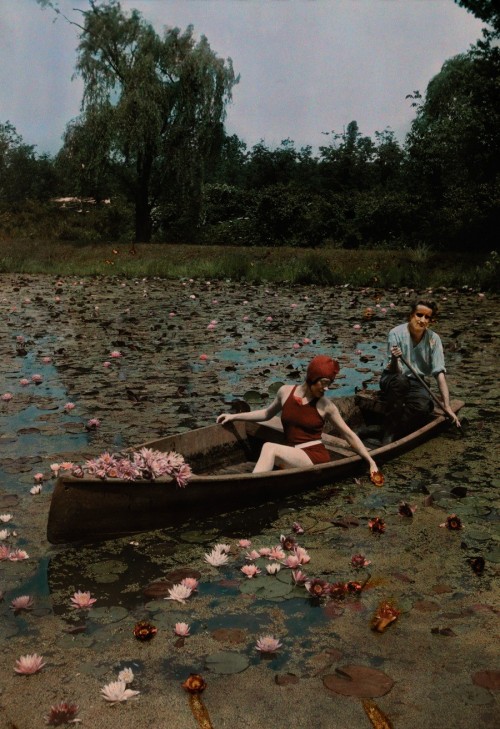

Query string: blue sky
0 0 485 155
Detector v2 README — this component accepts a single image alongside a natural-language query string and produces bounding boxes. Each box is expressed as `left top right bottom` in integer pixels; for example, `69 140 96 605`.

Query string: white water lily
0 514 13 523
0 529 10 540
117 667 134 684
266 563 281 575
165 583 192 604
101 680 139 703
204 549 229 567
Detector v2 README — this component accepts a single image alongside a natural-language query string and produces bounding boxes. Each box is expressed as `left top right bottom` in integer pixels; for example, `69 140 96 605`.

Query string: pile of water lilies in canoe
51 448 192 487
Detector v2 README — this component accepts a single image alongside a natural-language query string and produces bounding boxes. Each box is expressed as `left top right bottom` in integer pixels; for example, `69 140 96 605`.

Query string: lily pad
0 494 20 508
205 651 249 675
211 628 247 645
484 547 500 563
243 389 265 404
239 575 293 600
472 670 500 691
268 381 285 396
323 665 394 697
89 606 129 623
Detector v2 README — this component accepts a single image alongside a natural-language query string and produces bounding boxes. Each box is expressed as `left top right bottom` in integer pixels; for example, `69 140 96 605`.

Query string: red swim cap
306 355 340 383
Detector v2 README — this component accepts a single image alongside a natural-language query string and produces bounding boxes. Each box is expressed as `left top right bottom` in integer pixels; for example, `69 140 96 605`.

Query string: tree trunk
134 151 153 242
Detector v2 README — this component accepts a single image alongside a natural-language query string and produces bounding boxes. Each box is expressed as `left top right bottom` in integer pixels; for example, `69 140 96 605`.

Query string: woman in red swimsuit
217 355 378 475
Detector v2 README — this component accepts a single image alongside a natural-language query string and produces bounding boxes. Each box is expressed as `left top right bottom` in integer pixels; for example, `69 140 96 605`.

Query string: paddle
398 353 456 423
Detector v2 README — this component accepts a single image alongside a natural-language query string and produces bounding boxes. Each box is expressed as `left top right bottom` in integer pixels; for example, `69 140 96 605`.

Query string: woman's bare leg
252 442 313 473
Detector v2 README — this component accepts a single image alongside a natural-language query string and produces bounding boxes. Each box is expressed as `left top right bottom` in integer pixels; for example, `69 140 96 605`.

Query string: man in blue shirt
380 300 460 441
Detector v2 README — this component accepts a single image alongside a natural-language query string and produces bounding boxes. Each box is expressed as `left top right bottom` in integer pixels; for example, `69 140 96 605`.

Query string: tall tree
454 0 500 36
405 47 500 248
50 1 237 241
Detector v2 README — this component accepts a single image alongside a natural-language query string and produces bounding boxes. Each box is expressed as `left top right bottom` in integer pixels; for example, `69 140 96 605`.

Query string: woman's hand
216 413 233 425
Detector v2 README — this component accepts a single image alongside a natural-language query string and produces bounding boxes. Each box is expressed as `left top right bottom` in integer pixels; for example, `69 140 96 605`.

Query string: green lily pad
89 606 129 623
239 575 293 600
243 390 264 403
465 528 492 542
205 651 249 675
86 559 128 583
268 381 285 396
484 547 500 563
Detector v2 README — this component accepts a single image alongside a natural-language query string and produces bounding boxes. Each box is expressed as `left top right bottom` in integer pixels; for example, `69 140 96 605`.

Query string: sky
0 0 486 156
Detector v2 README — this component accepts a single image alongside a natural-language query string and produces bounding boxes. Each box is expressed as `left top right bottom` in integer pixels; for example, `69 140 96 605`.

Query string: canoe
46 393 464 544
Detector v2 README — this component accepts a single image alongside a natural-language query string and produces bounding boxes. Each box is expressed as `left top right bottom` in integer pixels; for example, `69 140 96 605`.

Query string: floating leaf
323 665 394 697
88 606 128 623
472 670 500 691
243 390 264 404
211 628 247 645
205 651 249 675
275 673 299 686
239 575 293 600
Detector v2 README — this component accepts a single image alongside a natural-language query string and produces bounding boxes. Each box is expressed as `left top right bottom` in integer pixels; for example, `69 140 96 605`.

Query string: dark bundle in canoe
47 392 464 544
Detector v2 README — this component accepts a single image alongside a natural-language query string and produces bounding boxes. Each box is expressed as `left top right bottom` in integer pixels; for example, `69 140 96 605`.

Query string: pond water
0 275 498 728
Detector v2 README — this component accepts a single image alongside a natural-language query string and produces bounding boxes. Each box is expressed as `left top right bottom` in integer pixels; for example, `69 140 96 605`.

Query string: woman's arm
216 389 285 426
436 372 461 427
324 402 378 474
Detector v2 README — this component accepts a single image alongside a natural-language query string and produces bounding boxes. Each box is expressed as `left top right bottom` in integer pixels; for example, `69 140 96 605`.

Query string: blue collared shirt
386 323 446 378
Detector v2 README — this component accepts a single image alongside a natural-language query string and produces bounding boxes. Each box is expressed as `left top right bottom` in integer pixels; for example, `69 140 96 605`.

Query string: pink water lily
294 546 310 564
11 595 34 611
269 547 286 561
31 374 43 383
351 554 371 569
238 539 252 548
33 473 45 483
282 555 301 569
181 577 199 591
14 653 46 674
291 569 308 584
255 635 282 653
174 622 190 637
245 550 261 561
109 351 123 358
19 378 30 386
70 591 97 609
9 549 29 561
1 393 13 401
241 564 261 578
64 402 76 411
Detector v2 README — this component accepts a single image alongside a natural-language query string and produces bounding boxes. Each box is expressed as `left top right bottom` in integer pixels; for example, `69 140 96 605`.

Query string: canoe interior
46 393 464 544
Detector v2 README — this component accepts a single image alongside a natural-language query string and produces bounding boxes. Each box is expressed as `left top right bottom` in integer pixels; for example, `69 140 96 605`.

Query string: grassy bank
0 239 497 290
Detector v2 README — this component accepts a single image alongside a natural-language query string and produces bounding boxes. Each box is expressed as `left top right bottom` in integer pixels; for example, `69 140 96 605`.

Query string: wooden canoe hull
46 398 464 544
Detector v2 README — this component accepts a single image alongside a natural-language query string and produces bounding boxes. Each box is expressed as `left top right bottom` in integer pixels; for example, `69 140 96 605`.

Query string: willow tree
63 1 237 242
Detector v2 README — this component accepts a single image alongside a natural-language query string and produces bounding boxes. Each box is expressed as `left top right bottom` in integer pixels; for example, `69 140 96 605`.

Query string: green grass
0 239 496 290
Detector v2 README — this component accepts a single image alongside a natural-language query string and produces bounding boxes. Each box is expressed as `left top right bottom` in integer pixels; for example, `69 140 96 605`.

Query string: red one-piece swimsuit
281 386 331 465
